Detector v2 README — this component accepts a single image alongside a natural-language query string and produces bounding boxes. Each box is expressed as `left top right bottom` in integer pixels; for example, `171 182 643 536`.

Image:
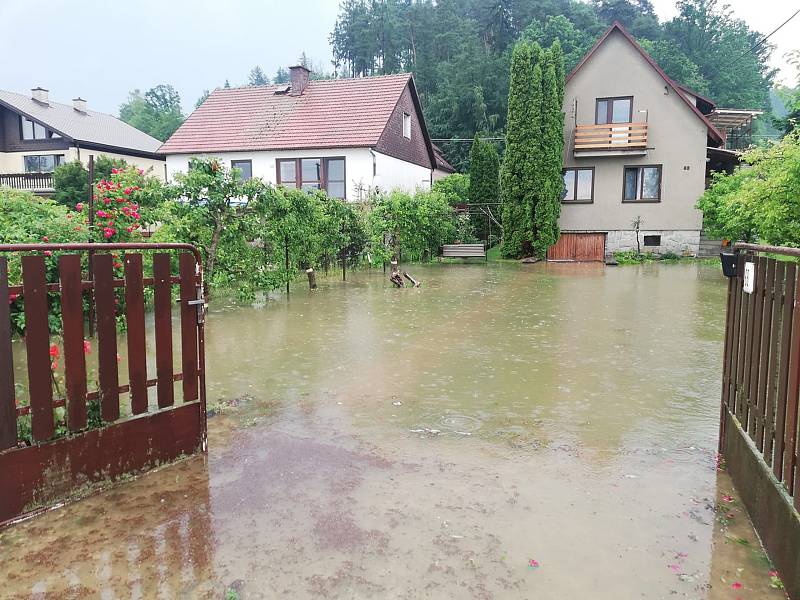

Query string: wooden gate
720 243 800 599
547 232 606 262
0 243 207 525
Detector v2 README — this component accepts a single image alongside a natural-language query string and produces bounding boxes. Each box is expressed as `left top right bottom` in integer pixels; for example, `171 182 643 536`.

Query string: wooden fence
0 243 207 525
720 243 800 599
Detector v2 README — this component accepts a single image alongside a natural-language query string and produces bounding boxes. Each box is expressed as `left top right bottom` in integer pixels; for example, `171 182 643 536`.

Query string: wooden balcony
573 122 648 156
0 172 55 194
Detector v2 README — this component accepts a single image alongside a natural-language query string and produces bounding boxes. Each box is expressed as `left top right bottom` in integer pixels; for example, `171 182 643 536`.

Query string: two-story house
0 88 165 194
548 23 726 261
159 66 436 199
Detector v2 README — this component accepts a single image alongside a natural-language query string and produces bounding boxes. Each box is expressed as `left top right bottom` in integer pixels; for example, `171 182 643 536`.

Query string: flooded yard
0 262 787 598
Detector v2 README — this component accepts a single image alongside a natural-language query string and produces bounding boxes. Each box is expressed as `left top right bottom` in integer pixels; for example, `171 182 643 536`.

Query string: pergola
708 109 764 150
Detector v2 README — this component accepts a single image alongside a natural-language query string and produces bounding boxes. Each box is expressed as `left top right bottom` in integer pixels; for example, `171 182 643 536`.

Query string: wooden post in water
284 235 290 297
306 267 317 290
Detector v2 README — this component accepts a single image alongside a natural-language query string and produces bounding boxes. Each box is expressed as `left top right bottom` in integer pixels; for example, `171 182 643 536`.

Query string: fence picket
783 273 800 491
153 254 174 408
746 257 767 433
0 258 16 449
59 255 87 431
774 263 796 480
22 255 54 442
94 254 120 422
762 261 785 461
755 260 775 442
125 254 148 414
179 253 199 402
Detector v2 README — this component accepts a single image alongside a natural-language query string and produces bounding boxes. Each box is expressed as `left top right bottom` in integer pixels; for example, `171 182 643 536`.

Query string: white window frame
402 113 412 139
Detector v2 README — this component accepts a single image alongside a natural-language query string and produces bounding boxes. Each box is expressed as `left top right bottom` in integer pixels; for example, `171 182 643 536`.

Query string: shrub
433 173 470 205
52 161 89 209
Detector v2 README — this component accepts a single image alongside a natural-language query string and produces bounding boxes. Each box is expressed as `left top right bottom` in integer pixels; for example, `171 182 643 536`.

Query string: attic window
20 116 58 140
403 113 411 139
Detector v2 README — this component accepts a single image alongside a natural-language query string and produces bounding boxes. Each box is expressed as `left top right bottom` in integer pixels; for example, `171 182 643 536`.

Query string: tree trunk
205 220 223 292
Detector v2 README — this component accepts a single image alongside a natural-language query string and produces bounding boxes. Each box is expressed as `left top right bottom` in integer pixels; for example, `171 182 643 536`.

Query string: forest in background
329 0 779 169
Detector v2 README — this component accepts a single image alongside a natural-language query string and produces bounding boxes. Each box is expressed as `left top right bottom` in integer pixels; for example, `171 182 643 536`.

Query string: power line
720 7 800 70
431 137 505 143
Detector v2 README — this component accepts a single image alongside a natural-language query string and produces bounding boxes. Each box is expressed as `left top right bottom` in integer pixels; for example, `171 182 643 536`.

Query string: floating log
403 272 421 287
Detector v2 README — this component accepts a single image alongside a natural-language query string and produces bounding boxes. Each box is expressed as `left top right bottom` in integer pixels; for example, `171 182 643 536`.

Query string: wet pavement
0 262 788 599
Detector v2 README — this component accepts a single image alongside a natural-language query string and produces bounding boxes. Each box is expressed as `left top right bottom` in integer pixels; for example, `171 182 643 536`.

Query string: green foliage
248 65 269 86
0 188 87 335
664 0 774 109
468 136 499 205
94 155 129 182
366 190 457 263
119 84 185 141
591 0 660 38
53 161 89 209
274 67 290 84
433 173 470 205
501 40 564 259
155 158 366 299
697 132 800 246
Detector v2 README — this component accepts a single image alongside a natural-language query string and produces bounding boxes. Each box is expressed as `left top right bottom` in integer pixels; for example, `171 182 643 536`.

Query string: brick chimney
31 87 49 105
289 65 311 96
72 97 87 113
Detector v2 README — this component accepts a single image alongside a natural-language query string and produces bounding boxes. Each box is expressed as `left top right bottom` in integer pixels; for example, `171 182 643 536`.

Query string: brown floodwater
0 262 788 599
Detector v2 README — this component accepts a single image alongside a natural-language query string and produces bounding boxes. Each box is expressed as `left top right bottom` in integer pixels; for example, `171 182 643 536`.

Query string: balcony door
595 97 633 125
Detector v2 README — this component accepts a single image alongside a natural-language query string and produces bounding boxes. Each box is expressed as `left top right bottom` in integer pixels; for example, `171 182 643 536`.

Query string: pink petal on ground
731 581 742 590
528 559 539 568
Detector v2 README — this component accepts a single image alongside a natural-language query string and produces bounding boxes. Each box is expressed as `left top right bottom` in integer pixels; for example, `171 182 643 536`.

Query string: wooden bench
441 244 487 260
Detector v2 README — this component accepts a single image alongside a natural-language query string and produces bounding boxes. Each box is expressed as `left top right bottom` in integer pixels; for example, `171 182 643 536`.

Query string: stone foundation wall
605 230 700 256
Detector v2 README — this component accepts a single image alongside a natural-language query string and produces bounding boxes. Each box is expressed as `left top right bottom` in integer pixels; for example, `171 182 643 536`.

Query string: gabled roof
0 89 162 155
159 73 435 166
432 144 455 173
567 22 725 146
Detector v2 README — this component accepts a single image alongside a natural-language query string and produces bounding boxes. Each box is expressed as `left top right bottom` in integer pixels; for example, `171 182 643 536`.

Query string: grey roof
0 89 162 154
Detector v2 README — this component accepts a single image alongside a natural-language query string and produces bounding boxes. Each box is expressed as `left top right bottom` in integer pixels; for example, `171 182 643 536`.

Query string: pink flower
41 235 49 242
126 226 133 233
103 227 114 239
769 570 778 577
528 559 539 568
96 210 107 218
49 344 59 358
722 494 733 503
75 202 84 212
8 293 18 304
111 168 119 174
43 250 52 257
83 340 91 354
123 187 132 195
137 168 144 175
731 582 742 590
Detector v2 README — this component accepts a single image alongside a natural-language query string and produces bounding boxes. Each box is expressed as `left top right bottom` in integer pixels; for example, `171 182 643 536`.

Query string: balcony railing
574 122 648 155
0 172 55 193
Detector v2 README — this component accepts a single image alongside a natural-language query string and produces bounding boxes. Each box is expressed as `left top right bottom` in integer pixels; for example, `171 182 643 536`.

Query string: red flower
111 168 119 174
83 340 91 354
41 235 49 242
8 293 18 304
49 344 59 358
103 227 115 239
113 261 122 269
75 202 84 212
43 250 52 257
731 582 742 590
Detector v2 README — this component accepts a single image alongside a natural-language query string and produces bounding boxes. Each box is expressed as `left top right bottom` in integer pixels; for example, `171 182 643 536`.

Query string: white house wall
0 147 166 180
165 147 432 201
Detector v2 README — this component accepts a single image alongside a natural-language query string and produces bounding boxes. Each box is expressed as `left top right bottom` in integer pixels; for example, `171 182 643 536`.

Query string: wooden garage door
547 233 606 262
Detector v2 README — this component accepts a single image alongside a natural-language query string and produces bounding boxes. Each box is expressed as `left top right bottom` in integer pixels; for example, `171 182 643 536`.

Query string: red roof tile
159 74 414 154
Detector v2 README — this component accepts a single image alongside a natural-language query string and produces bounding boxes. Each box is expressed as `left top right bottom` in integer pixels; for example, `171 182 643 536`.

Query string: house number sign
743 262 755 294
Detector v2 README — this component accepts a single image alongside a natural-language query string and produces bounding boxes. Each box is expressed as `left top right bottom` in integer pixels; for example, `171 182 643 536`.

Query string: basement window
643 235 661 247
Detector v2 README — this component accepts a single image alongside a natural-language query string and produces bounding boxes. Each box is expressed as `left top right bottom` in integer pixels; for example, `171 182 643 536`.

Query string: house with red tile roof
159 66 437 201
549 22 729 261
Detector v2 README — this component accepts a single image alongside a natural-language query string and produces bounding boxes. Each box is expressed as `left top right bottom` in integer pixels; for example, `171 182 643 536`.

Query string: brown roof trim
673 81 716 111
566 22 725 146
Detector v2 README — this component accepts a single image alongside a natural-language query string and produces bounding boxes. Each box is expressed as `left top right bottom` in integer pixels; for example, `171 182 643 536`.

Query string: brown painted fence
0 243 207 525
720 243 800 599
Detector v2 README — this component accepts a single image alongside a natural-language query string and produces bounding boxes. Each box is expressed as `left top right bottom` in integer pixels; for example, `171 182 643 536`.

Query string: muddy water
0 262 787 599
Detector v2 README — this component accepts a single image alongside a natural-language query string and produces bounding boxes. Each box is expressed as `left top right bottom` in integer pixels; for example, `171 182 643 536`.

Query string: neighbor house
159 66 436 200
550 22 728 261
0 88 165 194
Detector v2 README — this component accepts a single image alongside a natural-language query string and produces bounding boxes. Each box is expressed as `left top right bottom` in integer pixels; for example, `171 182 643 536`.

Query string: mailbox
720 252 738 278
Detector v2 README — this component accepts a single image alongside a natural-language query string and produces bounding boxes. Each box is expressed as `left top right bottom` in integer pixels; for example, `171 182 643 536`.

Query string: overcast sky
0 0 797 117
